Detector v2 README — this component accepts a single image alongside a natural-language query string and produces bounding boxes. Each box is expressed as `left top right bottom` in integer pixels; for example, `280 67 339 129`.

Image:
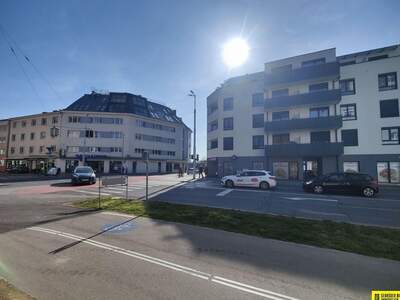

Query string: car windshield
75 167 92 174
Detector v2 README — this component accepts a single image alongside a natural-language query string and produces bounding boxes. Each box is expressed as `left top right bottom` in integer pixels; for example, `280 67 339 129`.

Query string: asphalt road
0 175 400 299
1 210 399 300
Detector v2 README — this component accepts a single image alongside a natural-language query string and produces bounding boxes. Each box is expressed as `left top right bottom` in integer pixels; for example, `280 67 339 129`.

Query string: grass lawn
0 279 35 300
77 198 400 261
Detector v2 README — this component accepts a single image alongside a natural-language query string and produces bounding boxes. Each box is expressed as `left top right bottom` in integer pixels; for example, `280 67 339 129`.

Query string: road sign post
142 151 149 201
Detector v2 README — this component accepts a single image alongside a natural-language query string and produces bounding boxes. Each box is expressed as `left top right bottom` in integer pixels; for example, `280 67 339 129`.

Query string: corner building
207 45 400 183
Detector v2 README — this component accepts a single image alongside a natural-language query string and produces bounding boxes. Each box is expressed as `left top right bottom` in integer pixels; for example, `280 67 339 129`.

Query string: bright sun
222 37 249 68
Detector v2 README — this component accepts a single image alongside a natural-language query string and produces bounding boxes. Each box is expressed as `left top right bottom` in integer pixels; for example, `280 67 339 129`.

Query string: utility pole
188 90 196 179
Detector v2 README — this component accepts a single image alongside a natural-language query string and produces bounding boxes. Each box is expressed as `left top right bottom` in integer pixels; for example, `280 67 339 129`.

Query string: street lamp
188 90 196 179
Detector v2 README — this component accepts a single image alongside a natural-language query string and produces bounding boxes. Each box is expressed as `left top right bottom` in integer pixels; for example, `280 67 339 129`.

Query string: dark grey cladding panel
265 142 344 157
265 62 340 85
265 89 341 109
265 116 342 132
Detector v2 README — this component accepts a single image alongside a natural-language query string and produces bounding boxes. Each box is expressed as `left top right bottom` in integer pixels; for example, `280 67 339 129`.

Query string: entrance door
132 161 137 174
158 162 162 173
303 160 319 178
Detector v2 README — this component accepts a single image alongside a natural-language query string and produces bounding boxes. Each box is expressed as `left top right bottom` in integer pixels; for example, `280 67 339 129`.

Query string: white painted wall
340 55 400 155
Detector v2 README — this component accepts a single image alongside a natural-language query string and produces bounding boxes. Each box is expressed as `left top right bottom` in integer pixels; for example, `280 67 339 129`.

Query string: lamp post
188 90 196 179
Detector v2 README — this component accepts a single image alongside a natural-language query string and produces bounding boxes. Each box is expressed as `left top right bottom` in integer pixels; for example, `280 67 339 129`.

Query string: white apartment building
207 44 400 183
6 92 191 174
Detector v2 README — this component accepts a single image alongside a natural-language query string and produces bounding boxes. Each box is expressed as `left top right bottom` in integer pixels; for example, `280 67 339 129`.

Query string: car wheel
313 185 324 194
362 187 375 198
259 181 270 190
225 180 234 188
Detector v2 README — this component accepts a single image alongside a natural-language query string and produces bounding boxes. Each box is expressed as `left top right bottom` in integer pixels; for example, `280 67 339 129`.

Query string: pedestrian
178 166 183 177
198 166 204 178
204 166 208 177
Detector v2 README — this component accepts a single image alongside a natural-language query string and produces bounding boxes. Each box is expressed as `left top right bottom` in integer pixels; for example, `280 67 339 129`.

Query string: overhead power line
0 23 62 104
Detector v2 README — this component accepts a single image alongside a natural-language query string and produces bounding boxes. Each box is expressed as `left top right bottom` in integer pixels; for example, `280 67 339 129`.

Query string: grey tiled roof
65 92 183 124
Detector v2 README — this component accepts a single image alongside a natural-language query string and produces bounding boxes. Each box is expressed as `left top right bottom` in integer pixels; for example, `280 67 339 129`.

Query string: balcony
265 89 341 109
265 62 340 86
265 142 344 157
265 116 342 132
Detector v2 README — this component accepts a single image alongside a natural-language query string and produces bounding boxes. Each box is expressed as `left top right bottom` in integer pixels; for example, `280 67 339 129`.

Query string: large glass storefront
377 162 400 183
273 161 299 180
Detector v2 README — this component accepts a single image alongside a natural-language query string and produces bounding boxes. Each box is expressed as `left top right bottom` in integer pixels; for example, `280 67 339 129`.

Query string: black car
71 166 96 185
303 172 379 197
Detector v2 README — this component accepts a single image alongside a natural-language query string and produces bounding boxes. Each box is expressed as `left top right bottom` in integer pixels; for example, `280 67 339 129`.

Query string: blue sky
1 0 399 159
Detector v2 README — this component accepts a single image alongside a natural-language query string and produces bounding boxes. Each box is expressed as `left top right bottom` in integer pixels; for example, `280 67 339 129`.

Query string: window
340 60 356 66
309 82 328 92
223 98 233 111
381 127 399 145
30 132 35 140
252 161 264 170
340 79 356 95
29 146 34 154
223 137 233 150
223 117 233 130
378 72 397 91
271 64 292 73
252 93 264 107
252 114 264 128
325 173 345 182
20 133 25 141
340 104 357 120
208 120 218 132
21 121 26 127
10 147 15 154
208 139 218 150
310 107 329 118
341 129 358 146
12 122 17 128
271 89 289 97
252 135 264 149
310 131 330 143
52 116 58 124
272 111 289 121
19 147 24 154
343 162 359 173
11 134 16 141
272 133 289 144
40 131 46 139
377 162 400 183
301 58 326 67
368 55 388 62
41 118 47 125
207 102 218 115
380 99 399 118
39 146 44 153
31 119 36 126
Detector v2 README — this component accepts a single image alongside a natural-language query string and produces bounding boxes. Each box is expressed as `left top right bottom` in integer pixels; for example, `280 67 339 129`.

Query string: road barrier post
98 175 101 209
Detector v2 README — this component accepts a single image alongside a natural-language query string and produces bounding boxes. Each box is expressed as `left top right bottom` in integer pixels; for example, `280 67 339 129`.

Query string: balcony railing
265 115 342 132
265 62 340 86
265 89 341 109
265 142 344 157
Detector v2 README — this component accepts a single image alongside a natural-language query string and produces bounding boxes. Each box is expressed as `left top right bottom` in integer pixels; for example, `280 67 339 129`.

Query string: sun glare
222 37 249 68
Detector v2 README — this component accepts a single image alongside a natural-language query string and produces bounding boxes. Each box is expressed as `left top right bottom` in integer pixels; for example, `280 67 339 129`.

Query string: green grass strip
77 198 400 261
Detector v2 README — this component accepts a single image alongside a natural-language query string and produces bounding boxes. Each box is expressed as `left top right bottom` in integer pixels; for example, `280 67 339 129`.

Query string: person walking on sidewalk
198 166 204 178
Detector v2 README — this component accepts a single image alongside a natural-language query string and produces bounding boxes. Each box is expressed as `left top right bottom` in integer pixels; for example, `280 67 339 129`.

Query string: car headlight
305 180 313 185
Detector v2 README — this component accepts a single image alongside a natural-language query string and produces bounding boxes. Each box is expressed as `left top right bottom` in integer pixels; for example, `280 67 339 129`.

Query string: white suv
221 170 277 190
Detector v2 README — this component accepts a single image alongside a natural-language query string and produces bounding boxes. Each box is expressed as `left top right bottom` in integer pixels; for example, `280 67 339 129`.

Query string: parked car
47 167 61 176
71 166 96 185
303 172 378 197
221 170 277 190
186 167 199 175
6 165 29 174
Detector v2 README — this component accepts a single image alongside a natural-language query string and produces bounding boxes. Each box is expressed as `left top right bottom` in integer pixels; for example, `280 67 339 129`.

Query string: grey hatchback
71 166 96 185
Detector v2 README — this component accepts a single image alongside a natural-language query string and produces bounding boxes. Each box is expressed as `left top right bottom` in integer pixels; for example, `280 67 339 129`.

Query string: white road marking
74 190 111 196
283 197 338 202
28 226 299 300
297 210 347 217
216 189 233 197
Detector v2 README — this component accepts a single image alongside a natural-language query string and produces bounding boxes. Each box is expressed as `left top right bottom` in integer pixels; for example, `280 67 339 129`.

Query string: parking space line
216 189 233 197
